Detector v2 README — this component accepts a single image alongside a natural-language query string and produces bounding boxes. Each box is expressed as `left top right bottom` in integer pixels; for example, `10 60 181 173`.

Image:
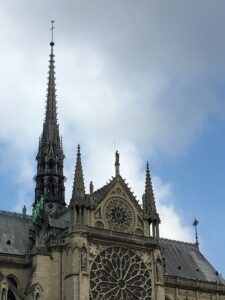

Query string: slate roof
0 211 30 255
161 238 225 283
0 209 224 284
48 209 70 229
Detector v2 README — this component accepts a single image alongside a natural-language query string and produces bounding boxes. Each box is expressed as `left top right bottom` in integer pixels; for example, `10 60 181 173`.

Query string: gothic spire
71 145 85 206
34 23 65 213
143 162 160 222
42 31 60 146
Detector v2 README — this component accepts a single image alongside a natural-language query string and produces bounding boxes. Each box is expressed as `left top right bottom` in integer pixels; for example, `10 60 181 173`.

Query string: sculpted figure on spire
115 150 120 176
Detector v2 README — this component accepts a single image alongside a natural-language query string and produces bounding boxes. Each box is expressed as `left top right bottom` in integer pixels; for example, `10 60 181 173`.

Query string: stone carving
88 242 103 261
71 242 79 253
135 228 144 236
136 250 152 270
116 187 121 194
95 221 104 229
81 246 87 271
156 258 163 282
32 283 42 300
90 247 152 299
104 197 135 232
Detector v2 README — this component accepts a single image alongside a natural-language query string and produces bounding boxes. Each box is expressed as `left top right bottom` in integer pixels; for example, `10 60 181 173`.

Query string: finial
193 218 199 249
90 181 94 194
50 20 55 48
22 205 27 216
115 150 120 176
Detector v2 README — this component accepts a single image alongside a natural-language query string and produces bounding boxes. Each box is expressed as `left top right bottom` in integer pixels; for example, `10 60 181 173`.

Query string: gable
92 176 144 235
92 175 142 212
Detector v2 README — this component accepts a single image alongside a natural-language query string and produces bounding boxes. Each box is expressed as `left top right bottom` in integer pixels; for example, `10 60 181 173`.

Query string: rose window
104 198 135 232
111 206 127 224
90 247 152 300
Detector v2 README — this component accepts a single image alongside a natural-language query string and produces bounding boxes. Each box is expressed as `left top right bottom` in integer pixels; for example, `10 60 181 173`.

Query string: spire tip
77 144 81 154
50 20 55 49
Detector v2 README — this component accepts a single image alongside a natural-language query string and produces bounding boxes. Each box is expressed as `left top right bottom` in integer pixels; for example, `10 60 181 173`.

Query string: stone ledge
164 275 225 294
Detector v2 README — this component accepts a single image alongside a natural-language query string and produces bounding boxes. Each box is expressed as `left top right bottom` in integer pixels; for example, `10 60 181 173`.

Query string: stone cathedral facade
0 41 225 300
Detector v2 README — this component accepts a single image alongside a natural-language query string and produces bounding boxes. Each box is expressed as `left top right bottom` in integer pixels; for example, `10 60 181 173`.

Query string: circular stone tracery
90 247 152 300
104 198 134 232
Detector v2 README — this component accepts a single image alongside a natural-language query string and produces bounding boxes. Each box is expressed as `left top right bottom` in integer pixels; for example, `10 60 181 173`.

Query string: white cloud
153 176 193 241
0 0 224 245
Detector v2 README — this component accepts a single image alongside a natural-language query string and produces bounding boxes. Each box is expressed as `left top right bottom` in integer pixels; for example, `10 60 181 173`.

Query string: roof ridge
50 206 68 219
0 210 31 219
160 237 196 248
92 177 114 194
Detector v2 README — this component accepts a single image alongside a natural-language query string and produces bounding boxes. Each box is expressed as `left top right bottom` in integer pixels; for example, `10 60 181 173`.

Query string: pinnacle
71 145 85 203
144 161 159 221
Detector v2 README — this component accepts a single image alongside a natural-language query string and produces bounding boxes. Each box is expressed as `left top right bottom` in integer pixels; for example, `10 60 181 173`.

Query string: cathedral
0 38 225 300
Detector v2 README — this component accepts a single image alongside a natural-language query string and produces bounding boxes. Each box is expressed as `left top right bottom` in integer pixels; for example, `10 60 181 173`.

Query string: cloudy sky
0 0 225 275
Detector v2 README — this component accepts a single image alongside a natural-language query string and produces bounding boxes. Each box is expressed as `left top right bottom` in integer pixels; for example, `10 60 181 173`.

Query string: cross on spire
50 20 55 45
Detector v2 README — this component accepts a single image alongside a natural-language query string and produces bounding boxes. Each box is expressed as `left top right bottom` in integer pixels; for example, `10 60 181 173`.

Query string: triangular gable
92 175 143 215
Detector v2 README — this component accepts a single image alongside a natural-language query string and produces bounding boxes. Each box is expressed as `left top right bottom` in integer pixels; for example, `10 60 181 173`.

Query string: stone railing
164 275 225 294
48 238 66 246
69 225 156 244
48 225 158 247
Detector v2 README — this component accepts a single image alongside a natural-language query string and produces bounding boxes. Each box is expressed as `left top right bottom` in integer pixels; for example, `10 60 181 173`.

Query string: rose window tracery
104 198 135 232
90 247 152 300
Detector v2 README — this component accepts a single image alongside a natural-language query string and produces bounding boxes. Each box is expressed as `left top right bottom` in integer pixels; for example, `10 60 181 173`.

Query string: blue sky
0 0 225 276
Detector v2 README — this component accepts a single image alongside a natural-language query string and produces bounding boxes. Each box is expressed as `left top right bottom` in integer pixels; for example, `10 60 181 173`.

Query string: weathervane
192 218 199 249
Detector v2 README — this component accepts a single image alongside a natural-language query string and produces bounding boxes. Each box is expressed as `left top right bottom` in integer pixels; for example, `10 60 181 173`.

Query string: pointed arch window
47 177 55 198
35 294 40 300
1 289 7 300
7 289 16 300
48 158 54 169
7 275 18 288
32 284 42 300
